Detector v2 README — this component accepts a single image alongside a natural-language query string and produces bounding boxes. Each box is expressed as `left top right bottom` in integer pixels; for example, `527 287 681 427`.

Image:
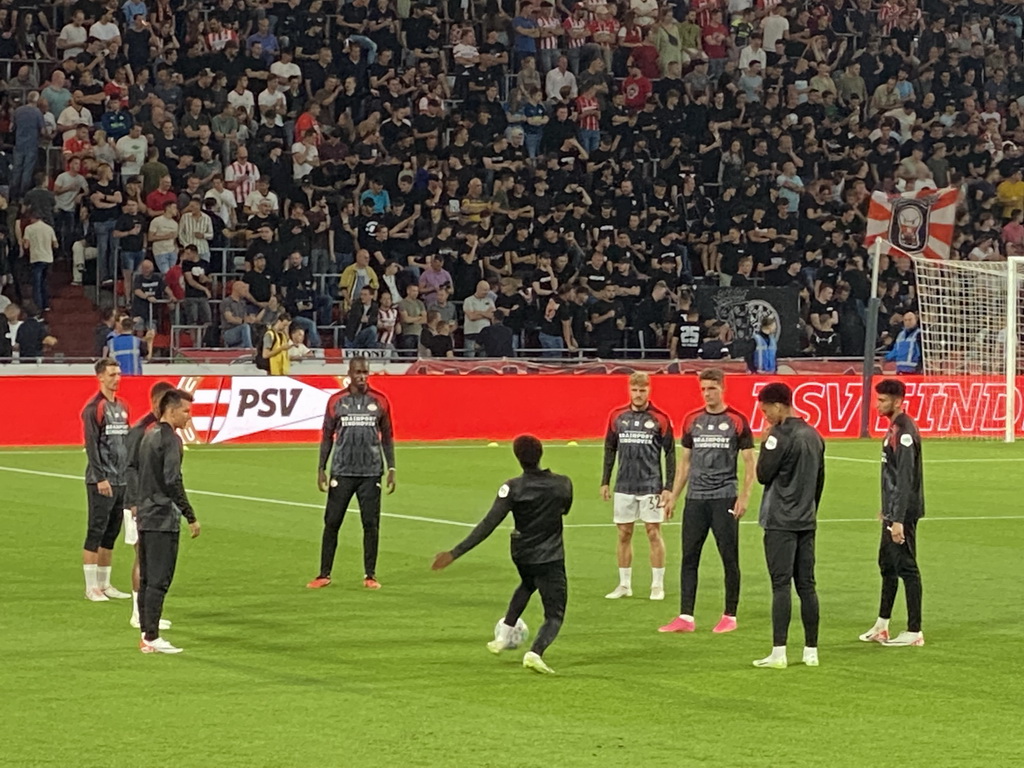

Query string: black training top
881 412 925 524
452 468 574 565
137 422 197 532
756 416 826 532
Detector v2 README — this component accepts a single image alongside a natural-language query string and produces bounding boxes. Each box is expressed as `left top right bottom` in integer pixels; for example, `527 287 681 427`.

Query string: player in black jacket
860 378 925 648
433 436 573 675
81 358 132 602
308 356 396 591
124 380 176 631
136 389 201 654
754 383 826 669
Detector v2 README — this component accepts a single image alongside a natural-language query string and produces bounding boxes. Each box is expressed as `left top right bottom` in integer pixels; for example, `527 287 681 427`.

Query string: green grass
2 440 1023 768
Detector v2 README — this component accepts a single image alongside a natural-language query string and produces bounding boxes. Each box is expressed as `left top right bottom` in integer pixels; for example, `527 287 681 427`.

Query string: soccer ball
494 617 529 649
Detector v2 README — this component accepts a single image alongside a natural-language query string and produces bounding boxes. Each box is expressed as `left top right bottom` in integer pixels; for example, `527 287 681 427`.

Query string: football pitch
2 440 1023 768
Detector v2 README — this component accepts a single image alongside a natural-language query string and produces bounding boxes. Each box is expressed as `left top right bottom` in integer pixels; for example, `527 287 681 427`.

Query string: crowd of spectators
0 0 1022 362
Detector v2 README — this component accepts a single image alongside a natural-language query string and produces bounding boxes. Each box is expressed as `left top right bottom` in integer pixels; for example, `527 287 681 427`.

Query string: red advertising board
1 375 1022 446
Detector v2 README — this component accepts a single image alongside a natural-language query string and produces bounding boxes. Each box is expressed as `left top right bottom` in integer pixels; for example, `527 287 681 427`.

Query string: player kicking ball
432 436 573 675
600 373 675 601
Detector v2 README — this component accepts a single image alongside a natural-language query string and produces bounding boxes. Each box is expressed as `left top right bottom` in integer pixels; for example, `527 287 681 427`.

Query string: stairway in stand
44 263 103 359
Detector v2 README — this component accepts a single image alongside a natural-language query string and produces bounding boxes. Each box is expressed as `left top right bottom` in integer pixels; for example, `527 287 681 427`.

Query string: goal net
910 256 1024 441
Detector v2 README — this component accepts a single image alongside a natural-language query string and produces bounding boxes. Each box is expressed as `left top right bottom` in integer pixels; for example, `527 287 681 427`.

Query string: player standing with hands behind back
601 373 676 601
860 378 925 647
754 383 825 670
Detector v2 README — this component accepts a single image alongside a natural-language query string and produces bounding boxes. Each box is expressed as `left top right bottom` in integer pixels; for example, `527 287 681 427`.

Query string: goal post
1005 257 1023 443
909 255 1024 442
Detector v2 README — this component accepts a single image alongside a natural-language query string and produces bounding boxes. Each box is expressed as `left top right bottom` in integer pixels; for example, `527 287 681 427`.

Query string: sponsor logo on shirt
341 414 378 428
619 430 658 445
692 434 733 449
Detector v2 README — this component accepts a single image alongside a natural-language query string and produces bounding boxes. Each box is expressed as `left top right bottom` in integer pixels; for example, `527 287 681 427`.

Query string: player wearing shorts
81 358 132 602
660 368 755 634
124 380 176 630
600 373 676 601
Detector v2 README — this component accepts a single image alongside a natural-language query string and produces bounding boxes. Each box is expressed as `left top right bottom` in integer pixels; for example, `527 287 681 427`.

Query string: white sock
97 566 111 590
679 614 694 622
771 646 787 659
83 564 98 592
877 617 891 630
131 591 140 622
803 646 818 656
652 567 665 589
619 567 632 588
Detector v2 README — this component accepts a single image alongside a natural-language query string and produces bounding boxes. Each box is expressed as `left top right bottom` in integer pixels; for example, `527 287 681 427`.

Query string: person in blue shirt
122 0 147 24
512 3 539 71
516 86 549 158
359 177 391 214
885 312 922 374
101 100 133 141
751 317 778 374
108 316 153 375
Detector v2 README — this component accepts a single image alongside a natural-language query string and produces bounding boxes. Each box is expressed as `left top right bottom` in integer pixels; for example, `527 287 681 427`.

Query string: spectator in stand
147 201 179 274
181 245 213 333
13 301 57 359
22 214 57 314
339 249 379 311
53 158 90 261
12 92 47 199
344 285 380 349
131 259 173 331
463 279 496 357
90 163 124 287
114 198 147 296
419 255 453 305
397 283 427 355
221 280 254 348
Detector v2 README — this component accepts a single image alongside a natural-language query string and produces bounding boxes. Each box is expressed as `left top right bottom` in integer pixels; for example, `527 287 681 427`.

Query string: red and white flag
864 187 958 260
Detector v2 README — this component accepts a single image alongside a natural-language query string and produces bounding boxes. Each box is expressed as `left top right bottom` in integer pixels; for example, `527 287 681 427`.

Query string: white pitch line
2 464 1023 530
0 465 473 529
6 445 1024 465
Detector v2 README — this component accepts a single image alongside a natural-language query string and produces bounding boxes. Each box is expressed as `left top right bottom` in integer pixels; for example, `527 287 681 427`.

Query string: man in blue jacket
885 312 922 374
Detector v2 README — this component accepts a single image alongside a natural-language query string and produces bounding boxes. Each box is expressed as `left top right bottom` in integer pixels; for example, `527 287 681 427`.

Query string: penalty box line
2 464 1024 530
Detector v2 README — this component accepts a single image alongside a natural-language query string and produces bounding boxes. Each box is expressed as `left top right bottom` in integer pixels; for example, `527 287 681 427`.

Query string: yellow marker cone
567 441 579 446
487 442 499 447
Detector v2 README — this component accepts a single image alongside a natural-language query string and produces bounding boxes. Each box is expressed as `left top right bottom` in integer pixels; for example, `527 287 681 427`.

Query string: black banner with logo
693 286 801 358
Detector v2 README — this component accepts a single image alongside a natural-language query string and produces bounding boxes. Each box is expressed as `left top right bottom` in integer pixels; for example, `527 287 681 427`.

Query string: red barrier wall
2 374 1022 446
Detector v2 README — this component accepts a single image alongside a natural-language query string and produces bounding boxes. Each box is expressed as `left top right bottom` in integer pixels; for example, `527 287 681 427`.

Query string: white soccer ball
495 617 529 649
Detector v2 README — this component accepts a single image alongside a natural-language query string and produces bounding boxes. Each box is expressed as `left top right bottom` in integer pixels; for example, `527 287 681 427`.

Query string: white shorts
123 509 138 546
613 493 664 525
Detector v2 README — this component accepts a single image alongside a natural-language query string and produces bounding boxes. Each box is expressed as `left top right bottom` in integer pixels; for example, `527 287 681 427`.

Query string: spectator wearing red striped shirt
562 5 590 75
536 2 563 74
588 5 619 72
575 83 601 153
